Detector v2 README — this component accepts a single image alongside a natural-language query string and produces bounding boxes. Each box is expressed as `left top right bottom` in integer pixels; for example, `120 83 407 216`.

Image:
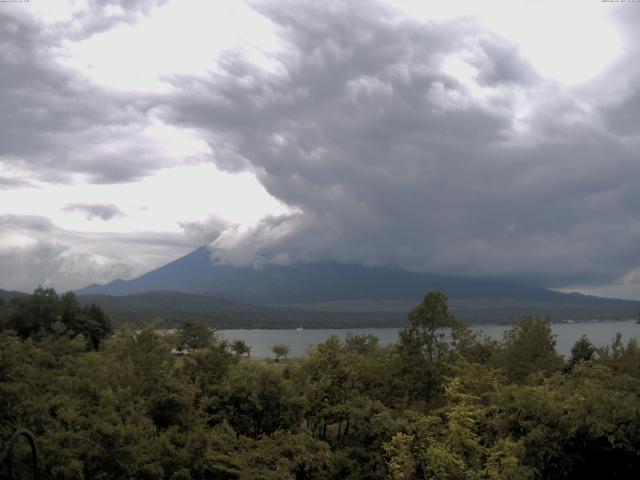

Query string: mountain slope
77 246 590 304
74 246 640 324
0 289 28 301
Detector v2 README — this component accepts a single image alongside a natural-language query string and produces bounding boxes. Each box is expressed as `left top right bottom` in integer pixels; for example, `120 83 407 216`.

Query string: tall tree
178 321 214 350
4 288 111 349
397 291 460 404
496 315 563 382
399 291 455 363
569 335 596 367
7 286 59 338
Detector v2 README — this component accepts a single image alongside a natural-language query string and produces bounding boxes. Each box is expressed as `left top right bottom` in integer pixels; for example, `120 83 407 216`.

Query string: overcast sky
1 0 639 298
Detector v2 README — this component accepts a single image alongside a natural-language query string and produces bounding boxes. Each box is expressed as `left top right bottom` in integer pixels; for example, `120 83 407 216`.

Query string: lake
219 320 640 358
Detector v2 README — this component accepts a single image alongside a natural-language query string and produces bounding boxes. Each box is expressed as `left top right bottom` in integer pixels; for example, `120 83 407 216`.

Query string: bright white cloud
395 0 622 85
20 0 89 24
59 0 282 92
0 163 289 234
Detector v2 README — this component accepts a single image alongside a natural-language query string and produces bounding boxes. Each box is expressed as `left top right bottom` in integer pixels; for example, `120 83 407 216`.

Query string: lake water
219 320 640 358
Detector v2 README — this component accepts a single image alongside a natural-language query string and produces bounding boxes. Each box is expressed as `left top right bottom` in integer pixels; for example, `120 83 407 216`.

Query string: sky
1 0 640 299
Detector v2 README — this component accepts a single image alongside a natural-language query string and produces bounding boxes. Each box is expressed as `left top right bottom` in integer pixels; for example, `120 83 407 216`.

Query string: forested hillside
1 290 640 479
0 288 27 302
76 247 640 324
77 291 405 329
77 247 566 303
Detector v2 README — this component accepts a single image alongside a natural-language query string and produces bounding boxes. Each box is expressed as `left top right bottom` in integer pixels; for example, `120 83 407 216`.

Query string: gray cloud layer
63 203 125 221
0 1 183 185
2 0 640 295
160 0 640 290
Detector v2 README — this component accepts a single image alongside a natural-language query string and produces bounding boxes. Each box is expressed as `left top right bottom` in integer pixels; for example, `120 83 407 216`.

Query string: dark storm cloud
473 39 538 86
2 0 639 294
163 0 640 289
63 203 125 221
0 5 175 185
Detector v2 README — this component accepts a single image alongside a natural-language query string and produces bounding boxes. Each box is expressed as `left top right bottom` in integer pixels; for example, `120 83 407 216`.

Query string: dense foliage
1 289 639 479
0 287 111 350
75 291 407 330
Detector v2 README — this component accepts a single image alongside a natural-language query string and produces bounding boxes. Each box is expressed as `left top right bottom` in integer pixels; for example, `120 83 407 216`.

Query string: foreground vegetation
1 289 640 479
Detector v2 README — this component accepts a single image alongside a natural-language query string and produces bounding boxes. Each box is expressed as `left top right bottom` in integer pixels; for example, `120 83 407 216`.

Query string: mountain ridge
76 246 609 304
0 288 29 301
72 246 640 324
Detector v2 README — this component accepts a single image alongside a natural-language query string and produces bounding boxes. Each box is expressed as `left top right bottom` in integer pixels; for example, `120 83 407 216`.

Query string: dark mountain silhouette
75 247 640 325
0 288 28 301
76 246 565 302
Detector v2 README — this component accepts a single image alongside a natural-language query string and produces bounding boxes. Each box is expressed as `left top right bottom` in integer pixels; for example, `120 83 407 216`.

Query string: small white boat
296 326 303 331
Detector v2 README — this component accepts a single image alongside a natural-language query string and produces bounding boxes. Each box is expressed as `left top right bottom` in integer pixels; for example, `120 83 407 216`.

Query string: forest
1 288 640 479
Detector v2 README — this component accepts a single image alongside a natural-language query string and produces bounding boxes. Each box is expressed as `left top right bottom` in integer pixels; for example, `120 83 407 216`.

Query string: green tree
492 364 640 478
4 288 111 349
178 321 214 350
397 291 461 404
597 333 640 377
211 362 304 437
495 315 563 383
74 302 112 350
400 291 456 363
7 286 59 339
181 339 237 400
295 336 354 440
569 334 596 367
271 344 290 362
0 297 12 331
232 431 331 480
231 339 251 358
345 333 379 355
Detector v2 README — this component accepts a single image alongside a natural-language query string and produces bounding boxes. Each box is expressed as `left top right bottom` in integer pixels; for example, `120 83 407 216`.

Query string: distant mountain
77 246 572 303
0 288 28 301
76 290 640 328
75 246 640 324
